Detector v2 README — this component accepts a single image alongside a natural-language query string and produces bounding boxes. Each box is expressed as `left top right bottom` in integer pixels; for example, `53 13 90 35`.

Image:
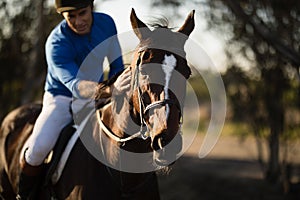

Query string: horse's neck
102 95 139 138
95 95 148 167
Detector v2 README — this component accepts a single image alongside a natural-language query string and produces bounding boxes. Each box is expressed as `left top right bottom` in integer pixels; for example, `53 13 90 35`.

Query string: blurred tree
203 0 299 184
222 66 268 171
0 0 61 121
150 0 300 184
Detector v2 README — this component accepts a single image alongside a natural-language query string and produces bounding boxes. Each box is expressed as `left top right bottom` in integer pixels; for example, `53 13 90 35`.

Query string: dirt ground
157 134 300 200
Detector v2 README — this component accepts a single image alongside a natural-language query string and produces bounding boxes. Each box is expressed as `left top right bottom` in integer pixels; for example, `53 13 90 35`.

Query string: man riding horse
16 0 130 199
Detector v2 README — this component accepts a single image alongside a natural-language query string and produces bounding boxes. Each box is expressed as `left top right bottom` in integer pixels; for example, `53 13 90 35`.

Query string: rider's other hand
112 67 131 96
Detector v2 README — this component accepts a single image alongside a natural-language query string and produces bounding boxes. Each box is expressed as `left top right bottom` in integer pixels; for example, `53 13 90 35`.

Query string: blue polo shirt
45 12 124 98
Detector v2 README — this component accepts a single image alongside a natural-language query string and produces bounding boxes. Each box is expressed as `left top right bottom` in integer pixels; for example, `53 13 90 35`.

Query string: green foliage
187 72 210 102
221 121 252 137
223 65 299 137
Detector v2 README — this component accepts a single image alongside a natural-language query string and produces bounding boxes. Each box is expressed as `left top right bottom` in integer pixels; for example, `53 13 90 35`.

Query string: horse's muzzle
152 133 182 166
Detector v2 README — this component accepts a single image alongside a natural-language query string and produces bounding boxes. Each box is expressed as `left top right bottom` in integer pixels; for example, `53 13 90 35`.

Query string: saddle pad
51 110 93 184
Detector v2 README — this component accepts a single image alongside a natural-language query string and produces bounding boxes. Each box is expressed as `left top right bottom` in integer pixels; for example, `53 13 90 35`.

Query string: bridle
134 48 184 138
96 48 183 144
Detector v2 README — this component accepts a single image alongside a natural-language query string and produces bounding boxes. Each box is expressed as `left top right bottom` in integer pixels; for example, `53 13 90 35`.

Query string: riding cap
55 0 94 14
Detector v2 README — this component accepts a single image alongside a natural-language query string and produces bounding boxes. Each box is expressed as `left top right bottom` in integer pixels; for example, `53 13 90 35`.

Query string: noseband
133 49 183 139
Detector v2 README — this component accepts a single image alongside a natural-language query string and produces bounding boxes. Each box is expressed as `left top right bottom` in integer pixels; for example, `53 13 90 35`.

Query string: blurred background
0 0 300 199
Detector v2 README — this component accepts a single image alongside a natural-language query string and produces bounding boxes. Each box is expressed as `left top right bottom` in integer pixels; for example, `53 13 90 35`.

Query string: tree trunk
263 67 285 183
266 125 281 183
21 0 46 104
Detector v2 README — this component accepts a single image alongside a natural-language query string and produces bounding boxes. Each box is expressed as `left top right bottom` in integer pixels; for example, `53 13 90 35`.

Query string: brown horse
0 9 194 200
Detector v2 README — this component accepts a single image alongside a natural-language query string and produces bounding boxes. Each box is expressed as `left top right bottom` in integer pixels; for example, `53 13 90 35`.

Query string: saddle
43 99 109 186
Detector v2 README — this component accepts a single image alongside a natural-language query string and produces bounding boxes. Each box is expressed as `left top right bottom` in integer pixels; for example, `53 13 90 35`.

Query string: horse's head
129 9 195 166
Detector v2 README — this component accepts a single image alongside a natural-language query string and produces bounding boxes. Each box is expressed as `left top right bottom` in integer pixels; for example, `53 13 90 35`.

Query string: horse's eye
142 51 150 60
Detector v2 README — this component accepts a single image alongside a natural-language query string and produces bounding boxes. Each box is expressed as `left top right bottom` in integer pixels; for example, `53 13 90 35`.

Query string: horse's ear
130 8 151 40
177 10 195 36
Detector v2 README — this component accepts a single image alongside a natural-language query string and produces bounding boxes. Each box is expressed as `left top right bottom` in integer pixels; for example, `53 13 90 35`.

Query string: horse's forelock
147 16 170 29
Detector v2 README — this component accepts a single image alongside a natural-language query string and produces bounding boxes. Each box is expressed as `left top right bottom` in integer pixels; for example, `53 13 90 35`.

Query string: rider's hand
112 67 131 96
77 80 98 99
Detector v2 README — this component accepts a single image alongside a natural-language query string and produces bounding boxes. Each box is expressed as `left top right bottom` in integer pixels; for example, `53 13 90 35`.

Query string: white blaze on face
162 54 177 119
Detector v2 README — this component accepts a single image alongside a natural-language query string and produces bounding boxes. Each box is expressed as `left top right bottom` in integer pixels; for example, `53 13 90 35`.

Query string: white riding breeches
23 92 73 166
22 92 94 166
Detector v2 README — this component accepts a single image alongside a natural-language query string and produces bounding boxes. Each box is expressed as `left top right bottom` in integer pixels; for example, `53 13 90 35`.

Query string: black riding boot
16 153 43 200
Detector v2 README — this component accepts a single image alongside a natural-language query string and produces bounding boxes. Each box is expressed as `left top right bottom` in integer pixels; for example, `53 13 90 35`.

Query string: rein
96 109 142 143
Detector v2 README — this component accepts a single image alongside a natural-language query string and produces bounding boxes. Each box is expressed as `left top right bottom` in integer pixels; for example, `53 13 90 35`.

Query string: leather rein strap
96 109 141 143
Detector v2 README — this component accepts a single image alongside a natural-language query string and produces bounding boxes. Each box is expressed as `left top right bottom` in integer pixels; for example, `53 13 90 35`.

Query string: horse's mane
94 69 124 108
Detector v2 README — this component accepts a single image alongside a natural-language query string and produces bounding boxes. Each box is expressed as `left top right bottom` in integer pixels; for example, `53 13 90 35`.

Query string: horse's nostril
151 135 166 151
